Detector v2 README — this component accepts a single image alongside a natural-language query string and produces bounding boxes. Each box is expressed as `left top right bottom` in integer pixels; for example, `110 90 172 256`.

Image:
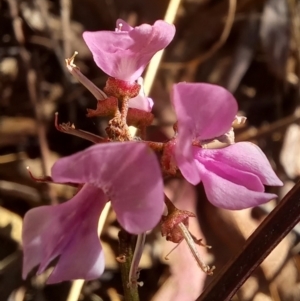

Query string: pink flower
83 19 175 82
128 77 153 112
171 83 283 210
22 142 164 283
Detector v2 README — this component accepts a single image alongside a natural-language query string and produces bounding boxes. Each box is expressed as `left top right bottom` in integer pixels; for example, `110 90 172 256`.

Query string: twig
186 0 236 68
35 0 70 79
161 0 236 75
131 0 182 139
288 0 300 81
143 0 182 95
0 180 40 204
118 230 140 301
196 180 300 301
60 0 72 58
236 109 300 142
7 0 57 204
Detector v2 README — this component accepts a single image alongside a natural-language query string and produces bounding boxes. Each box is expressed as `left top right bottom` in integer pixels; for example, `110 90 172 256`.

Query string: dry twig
7 0 57 204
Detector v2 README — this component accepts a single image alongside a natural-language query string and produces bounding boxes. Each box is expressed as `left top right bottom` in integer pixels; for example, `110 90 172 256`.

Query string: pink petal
51 142 164 234
22 185 106 283
196 142 283 186
128 77 153 112
172 83 238 140
175 132 201 185
195 161 278 210
83 20 175 81
195 151 265 192
129 94 153 111
172 83 237 184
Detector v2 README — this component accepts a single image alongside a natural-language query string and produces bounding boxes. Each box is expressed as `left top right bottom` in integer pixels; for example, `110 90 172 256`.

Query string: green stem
118 230 140 301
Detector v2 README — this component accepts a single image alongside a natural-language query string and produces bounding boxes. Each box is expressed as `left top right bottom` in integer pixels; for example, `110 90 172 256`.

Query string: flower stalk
128 233 146 288
118 230 140 301
121 96 130 123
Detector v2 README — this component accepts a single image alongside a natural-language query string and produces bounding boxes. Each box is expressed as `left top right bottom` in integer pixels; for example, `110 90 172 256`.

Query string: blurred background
1 0 300 300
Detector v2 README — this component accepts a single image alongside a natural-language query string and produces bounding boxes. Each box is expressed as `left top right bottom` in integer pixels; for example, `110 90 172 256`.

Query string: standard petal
22 185 106 283
83 20 175 81
129 20 175 56
195 161 278 210
172 83 238 140
51 142 164 234
83 31 138 81
196 142 283 186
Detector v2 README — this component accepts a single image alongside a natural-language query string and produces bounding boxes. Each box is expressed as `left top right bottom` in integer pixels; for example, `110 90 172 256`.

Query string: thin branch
60 0 72 58
35 0 70 79
161 0 237 73
186 0 236 68
7 0 57 204
143 0 182 95
196 180 300 301
236 109 300 142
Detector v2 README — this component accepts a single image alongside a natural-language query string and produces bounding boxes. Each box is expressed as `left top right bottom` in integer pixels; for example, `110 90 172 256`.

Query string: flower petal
195 150 264 192
51 142 164 234
83 21 175 81
196 142 283 186
129 77 153 112
195 161 278 210
175 133 201 185
172 83 237 184
129 94 153 112
172 83 238 140
22 185 106 283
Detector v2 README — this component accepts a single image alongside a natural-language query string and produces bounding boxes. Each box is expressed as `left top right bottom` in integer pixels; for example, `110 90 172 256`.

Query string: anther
65 51 78 67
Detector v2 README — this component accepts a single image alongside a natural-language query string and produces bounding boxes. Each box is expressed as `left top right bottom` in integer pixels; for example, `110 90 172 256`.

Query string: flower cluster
22 19 282 284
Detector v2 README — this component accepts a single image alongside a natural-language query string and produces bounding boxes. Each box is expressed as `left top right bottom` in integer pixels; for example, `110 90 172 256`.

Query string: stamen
198 115 247 149
27 166 79 188
26 166 53 183
55 112 107 144
233 115 247 126
65 51 78 67
202 140 231 149
118 23 123 31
